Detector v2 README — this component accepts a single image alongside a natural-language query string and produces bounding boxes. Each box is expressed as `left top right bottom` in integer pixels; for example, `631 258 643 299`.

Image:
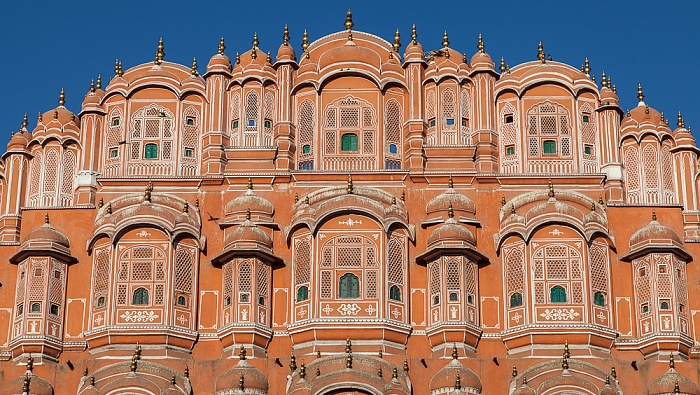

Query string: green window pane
341 133 358 152
506 146 515 155
389 285 401 301
510 292 523 307
339 273 359 298
594 291 605 307
297 286 308 301
302 144 311 154
543 140 557 154
550 286 566 303
144 143 158 159
133 288 149 305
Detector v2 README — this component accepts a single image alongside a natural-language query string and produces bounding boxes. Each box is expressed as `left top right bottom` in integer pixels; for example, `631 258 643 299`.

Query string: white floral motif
365 305 376 315
548 229 564 236
511 312 523 323
120 310 159 322
297 307 307 318
392 308 401 319
322 304 333 315
596 311 606 322
337 303 362 316
339 218 363 227
539 308 580 321
136 230 151 238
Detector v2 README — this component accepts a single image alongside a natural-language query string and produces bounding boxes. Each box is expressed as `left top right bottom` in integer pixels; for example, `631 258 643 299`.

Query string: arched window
96 296 106 308
660 301 670 310
341 133 358 152
144 143 159 159
339 273 360 298
297 286 309 302
177 295 187 306
510 292 523 308
389 285 401 301
594 291 605 307
550 286 567 303
132 288 149 305
31 302 41 313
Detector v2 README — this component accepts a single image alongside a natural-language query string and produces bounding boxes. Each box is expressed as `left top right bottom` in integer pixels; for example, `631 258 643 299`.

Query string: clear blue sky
1 0 698 149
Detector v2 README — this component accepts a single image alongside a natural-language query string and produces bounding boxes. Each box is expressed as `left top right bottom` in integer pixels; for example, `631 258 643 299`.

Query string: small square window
660 300 670 310
446 118 455 125
582 114 590 123
50 304 59 315
302 144 311 154
543 140 557 154
240 293 250 303
110 148 119 158
184 148 194 158
30 302 41 313
506 145 515 156
232 120 239 129
224 296 231 306
389 144 398 154
264 119 272 128
504 114 514 124
96 296 106 308
259 296 265 306
186 117 195 126
53 270 61 279
584 145 593 155
112 118 120 126
639 267 646 277
248 119 255 127
449 292 458 302
34 268 42 277
433 295 440 305
429 119 436 127
642 303 649 313
659 264 667 273
461 118 468 127
177 296 187 306
467 294 473 305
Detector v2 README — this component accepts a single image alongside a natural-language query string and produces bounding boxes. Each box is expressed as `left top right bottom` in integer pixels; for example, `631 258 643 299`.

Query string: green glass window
240 293 249 303
302 144 311 154
96 296 106 308
429 118 436 127
467 294 473 305
389 285 401 301
462 118 468 127
232 120 239 129
264 119 272 128
642 304 649 313
16 304 23 316
112 118 120 126
297 286 309 301
177 296 187 306
510 292 523 308
339 273 360 298
341 133 358 152
594 291 605 307
224 296 231 306
186 117 195 126
543 140 557 154
144 143 158 159
259 296 265 306
550 286 566 303
50 304 59 315
449 292 458 302
433 295 440 305
506 145 515 155
132 288 149 305
184 148 194 157
31 302 41 312
584 145 592 155
110 148 119 158
660 301 670 310
582 114 590 123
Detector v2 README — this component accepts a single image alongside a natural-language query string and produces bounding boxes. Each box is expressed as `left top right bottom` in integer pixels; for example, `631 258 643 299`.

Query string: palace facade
1 11 700 395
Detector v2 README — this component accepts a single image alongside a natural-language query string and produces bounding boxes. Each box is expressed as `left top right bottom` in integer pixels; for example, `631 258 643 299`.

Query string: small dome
427 218 476 247
225 219 273 251
599 383 617 395
7 130 29 151
429 359 482 393
23 218 70 249
82 90 100 107
599 87 619 106
470 50 494 70
629 218 683 248
625 102 663 126
648 367 700 395
426 187 475 216
207 54 232 72
276 44 296 62
215 359 269 394
675 126 696 146
2 372 54 395
224 187 274 218
513 380 536 395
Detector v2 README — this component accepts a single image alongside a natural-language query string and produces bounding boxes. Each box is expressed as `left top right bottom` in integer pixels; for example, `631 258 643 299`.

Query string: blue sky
1 0 698 149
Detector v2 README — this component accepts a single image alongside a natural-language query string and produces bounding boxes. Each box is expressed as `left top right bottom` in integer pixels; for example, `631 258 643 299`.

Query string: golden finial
392 196 397 205
345 8 354 31
191 57 198 76
444 48 450 58
44 213 49 224
300 362 306 379
645 105 650 114
59 87 66 107
134 343 142 359
252 32 259 48
251 46 257 60
512 365 518 377
316 368 321 376
564 340 570 359
678 111 685 128
238 344 246 360
54 109 59 119
218 36 226 54
392 367 398 379
144 181 152 202
21 113 28 130
591 74 596 84
448 202 454 219
345 337 352 353
537 41 545 63
401 190 405 201
500 57 506 73
612 84 617 94
130 358 137 372
599 195 604 205
235 52 240 64
562 357 569 370
37 111 43 124
523 376 528 385
246 208 251 221
283 24 290 46
90 79 95 93
452 344 458 359
669 353 675 368
195 198 199 208
184 365 189 378
661 111 666 122
605 375 610 385
96 74 102 89
183 202 189 213
411 24 417 45
448 174 454 188
378 349 383 358
266 51 272 64
22 375 31 392
305 195 310 205
675 381 681 393
591 201 596 212
511 204 516 215
171 375 176 385
637 83 644 102
316 349 321 358
501 195 506 206
454 373 461 390
478 33 484 52
611 366 617 379
346 353 353 369
377 366 383 377
155 37 165 65
584 57 590 75
26 354 34 371
295 193 299 203
106 202 112 215
90 376 95 386
302 29 309 54
83 367 89 376
462 53 466 63
393 29 401 52
247 177 253 190
115 58 120 76
548 178 555 198
98 197 104 208
403 358 409 372
607 74 612 88
601 71 607 88
347 174 354 194
239 373 245 391
290 353 297 371
442 30 449 48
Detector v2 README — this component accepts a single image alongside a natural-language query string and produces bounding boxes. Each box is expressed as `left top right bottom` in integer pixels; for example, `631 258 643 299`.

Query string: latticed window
116 244 167 307
322 96 377 170
297 99 315 170
128 104 174 175
532 242 584 305
526 101 571 158
318 234 379 301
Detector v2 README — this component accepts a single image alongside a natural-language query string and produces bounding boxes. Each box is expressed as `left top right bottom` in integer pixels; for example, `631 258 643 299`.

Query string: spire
611 366 617 379
582 57 590 76
247 177 253 190
346 353 353 369
477 33 484 52
115 58 121 76
155 37 165 65
266 51 272 63
392 367 398 379
246 208 251 221
452 344 458 359
252 32 259 48
21 113 28 130
37 111 42 125
345 337 352 353
59 87 65 107
344 8 354 30
454 373 461 390
22 374 31 393
44 213 50 224
448 202 454 218
95 74 102 89
347 174 354 194
442 30 449 48
301 29 309 57
403 357 409 372
289 353 297 371
191 57 198 76
448 174 454 188
537 41 545 63
669 353 675 369
678 111 685 128
251 33 258 60
675 381 681 394
90 79 96 93
500 57 506 73
299 362 306 379
411 24 417 45
393 29 401 52
26 354 34 371
283 24 290 46
601 70 607 88
512 365 518 377
637 83 645 103
235 52 240 64
183 202 189 213
144 181 152 202
239 344 247 360
548 178 555 198
218 36 226 54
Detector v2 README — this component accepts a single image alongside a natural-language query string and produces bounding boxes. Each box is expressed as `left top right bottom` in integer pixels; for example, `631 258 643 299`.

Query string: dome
225 219 273 250
318 41 381 70
599 87 619 106
426 187 476 216
625 102 663 126
403 26 424 62
215 359 269 394
2 372 54 395
427 217 476 247
23 217 70 249
276 27 296 62
7 130 29 151
470 50 494 70
224 187 274 218
629 218 683 248
206 51 232 72
429 358 482 393
675 125 696 146
648 367 700 395
513 379 536 395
